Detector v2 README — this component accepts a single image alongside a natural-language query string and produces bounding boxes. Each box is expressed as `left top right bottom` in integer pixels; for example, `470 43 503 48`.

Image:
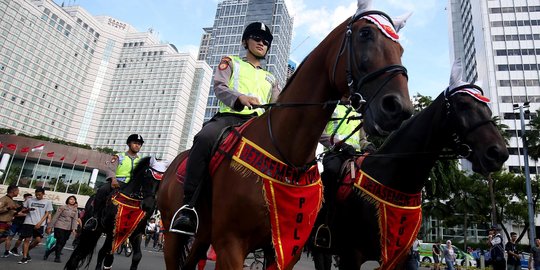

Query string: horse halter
444 84 496 158
333 10 408 111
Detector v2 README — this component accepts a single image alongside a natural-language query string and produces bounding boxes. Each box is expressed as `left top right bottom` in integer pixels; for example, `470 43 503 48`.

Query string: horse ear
356 0 373 14
393 12 412 33
149 156 157 168
449 58 468 90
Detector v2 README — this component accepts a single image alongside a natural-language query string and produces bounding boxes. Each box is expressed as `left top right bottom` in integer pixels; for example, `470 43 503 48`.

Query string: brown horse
158 7 414 270
316 68 509 269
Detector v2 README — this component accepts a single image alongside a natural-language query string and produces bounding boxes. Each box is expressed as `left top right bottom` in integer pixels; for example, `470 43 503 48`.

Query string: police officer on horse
84 134 144 231
170 22 280 235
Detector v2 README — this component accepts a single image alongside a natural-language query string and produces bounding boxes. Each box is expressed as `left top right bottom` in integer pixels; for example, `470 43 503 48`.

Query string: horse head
328 0 413 135
126 156 170 204
443 60 509 175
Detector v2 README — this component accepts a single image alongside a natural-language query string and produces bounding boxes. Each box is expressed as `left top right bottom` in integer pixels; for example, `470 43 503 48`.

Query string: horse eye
358 28 372 39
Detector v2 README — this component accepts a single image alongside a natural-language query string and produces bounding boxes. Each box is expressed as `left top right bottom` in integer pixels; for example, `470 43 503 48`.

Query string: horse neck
120 176 142 197
362 94 451 193
266 57 338 166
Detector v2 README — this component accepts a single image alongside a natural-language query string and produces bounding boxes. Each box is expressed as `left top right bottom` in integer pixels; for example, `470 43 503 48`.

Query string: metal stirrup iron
169 205 199 235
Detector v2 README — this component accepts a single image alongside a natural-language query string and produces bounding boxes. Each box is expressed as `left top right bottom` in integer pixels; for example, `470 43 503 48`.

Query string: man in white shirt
17 187 53 264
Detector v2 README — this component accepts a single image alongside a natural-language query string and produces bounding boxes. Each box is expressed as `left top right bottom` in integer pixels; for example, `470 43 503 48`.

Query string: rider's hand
363 143 377 154
339 143 357 156
111 178 120 189
238 95 261 110
46 227 52 234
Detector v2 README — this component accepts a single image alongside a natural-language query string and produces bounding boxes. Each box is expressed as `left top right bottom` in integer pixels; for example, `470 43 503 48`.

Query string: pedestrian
171 21 280 235
144 217 157 248
44 195 78 263
404 244 419 270
443 240 456 270
18 187 53 264
3 193 32 257
432 242 442 270
0 185 20 255
530 238 540 270
84 134 145 231
505 232 521 270
488 225 506 270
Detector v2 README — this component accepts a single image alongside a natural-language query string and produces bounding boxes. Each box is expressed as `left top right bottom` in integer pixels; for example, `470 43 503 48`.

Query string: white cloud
177 44 200 58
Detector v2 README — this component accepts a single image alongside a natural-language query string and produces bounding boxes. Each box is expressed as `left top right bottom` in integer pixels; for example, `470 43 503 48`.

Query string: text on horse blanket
230 137 323 270
352 168 422 270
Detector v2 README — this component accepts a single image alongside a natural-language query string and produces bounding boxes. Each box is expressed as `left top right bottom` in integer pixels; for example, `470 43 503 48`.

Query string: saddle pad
353 170 422 269
262 177 322 270
111 193 146 253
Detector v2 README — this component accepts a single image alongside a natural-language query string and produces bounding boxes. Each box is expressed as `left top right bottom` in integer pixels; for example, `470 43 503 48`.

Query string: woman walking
44 196 78 263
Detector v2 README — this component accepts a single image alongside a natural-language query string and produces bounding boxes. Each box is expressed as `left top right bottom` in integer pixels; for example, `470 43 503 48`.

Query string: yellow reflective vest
324 105 362 150
115 152 141 184
218 55 275 116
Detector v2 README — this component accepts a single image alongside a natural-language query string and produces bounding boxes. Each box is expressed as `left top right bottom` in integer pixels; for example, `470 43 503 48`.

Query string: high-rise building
198 27 213 61
202 0 293 120
0 0 212 160
287 59 297 80
448 0 540 174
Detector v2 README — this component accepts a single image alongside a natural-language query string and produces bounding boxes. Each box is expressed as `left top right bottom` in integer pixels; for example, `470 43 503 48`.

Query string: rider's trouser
183 113 253 206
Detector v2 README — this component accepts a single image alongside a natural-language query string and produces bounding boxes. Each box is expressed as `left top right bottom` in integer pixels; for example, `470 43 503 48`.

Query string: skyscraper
202 0 293 120
448 0 540 174
0 0 212 160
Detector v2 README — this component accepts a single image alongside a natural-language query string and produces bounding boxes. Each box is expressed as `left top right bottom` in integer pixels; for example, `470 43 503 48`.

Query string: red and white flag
81 159 88 165
20 147 30 153
46 152 55 158
7 144 17 151
32 143 45 152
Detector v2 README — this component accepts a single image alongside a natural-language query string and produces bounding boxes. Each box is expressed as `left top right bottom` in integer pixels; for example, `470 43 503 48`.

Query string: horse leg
102 253 114 270
163 232 184 270
214 239 246 270
97 235 114 270
184 239 210 270
129 234 143 270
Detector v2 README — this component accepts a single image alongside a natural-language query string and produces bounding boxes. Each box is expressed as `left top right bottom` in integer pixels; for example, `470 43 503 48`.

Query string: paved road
0 236 431 269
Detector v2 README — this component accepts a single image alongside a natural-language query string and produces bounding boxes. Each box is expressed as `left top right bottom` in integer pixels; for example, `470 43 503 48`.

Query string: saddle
175 120 252 184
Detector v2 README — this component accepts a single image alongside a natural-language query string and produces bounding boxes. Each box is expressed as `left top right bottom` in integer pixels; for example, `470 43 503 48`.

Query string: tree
526 109 540 160
489 170 539 242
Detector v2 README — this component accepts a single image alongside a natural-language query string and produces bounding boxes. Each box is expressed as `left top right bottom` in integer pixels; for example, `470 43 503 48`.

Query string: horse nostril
381 94 410 119
486 145 509 162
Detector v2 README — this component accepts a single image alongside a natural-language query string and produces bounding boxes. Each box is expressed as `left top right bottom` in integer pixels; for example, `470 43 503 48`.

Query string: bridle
332 10 408 111
443 84 496 158
262 10 410 169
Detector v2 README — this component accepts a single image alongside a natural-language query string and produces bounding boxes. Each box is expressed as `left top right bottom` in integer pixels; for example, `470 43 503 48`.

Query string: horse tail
64 227 102 270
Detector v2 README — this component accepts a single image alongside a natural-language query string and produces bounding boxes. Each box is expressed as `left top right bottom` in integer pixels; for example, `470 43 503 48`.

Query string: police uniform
182 55 280 204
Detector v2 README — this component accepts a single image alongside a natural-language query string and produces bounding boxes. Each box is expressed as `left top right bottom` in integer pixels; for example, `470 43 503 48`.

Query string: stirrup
83 217 98 231
314 224 332 249
169 205 199 235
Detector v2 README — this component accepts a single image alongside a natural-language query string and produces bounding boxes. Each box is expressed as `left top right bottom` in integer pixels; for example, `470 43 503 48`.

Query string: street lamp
513 102 535 247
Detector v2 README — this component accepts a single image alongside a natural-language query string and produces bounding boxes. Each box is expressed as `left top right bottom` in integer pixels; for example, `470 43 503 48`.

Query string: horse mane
279 18 349 97
132 156 152 179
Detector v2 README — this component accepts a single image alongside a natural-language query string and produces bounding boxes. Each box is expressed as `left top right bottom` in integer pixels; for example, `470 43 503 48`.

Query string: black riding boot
170 192 198 235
